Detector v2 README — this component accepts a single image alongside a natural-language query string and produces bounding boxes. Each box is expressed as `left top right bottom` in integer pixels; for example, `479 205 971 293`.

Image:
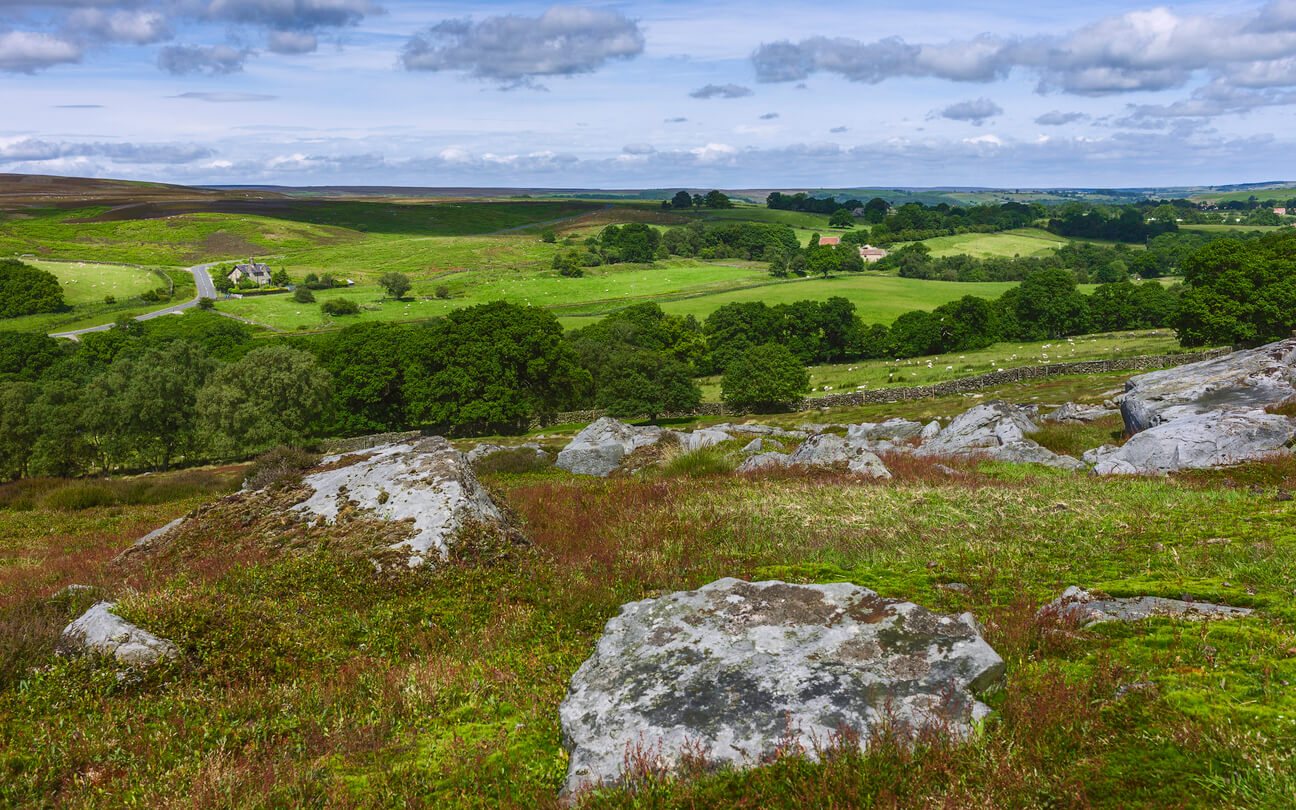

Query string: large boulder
1120 339 1296 434
917 400 1085 471
556 417 666 477
679 427 734 453
737 452 791 473
60 601 179 666
1084 408 1295 475
1040 586 1253 626
712 423 807 440
466 442 550 465
847 418 925 443
787 434 892 478
292 437 508 566
1043 402 1118 423
559 578 1004 796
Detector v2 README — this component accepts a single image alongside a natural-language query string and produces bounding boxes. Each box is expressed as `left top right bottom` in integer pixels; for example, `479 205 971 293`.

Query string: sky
4 0 1296 189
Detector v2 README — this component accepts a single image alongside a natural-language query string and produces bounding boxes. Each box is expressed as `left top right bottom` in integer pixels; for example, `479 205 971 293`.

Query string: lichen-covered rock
559 578 1005 796
293 437 508 566
916 400 1084 470
920 420 941 441
1039 586 1253 626
713 423 808 440
736 451 791 473
787 434 892 478
60 602 178 666
740 437 784 454
556 417 667 477
1084 408 1294 475
680 427 733 452
1043 402 1118 423
1120 339 1296 434
466 442 550 465
847 418 924 443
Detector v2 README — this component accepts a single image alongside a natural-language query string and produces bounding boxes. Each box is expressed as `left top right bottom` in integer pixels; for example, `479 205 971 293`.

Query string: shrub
242 446 320 491
103 295 115 305
293 287 315 303
42 482 116 510
435 284 451 299
321 298 360 316
197 297 214 310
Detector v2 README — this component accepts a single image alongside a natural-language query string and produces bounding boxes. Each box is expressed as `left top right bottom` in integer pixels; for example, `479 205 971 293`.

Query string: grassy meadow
3 371 1295 807
28 260 161 304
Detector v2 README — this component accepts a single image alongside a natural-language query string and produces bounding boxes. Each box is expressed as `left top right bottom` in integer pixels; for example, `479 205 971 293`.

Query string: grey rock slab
467 442 550 465
740 437 784 455
1040 587 1252 627
294 437 507 566
1043 402 1118 423
1085 408 1295 475
61 601 179 666
916 400 1083 470
920 420 941 441
1121 338 1296 434
559 578 1005 796
132 517 185 548
737 452 791 473
556 417 667 477
786 434 892 478
680 427 734 452
712 423 807 440
847 418 924 443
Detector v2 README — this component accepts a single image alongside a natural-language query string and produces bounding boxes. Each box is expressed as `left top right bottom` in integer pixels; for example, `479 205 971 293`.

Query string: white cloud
0 31 80 73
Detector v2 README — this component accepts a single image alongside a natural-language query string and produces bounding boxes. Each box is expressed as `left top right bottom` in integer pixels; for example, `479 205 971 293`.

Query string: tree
596 351 701 420
198 346 332 456
1176 231 1296 346
804 244 838 277
721 343 810 412
118 341 216 470
198 297 214 310
0 260 65 318
1015 267 1090 339
321 298 360 316
0 382 39 480
293 287 316 303
863 197 889 223
540 229 557 243
271 267 291 286
378 272 412 300
703 190 734 209
312 322 418 435
553 250 585 277
213 273 233 295
0 332 62 382
28 380 94 477
671 190 694 209
829 208 855 228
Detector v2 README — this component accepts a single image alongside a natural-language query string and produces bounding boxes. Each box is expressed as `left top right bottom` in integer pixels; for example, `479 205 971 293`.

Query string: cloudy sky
5 0 1296 188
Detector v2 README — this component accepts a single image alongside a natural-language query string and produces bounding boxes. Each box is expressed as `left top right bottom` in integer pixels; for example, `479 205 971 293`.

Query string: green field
899 228 1063 259
696 330 1200 401
27 260 161 305
1180 224 1287 233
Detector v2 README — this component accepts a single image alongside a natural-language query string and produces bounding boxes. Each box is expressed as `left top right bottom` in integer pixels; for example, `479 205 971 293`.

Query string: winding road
49 262 221 339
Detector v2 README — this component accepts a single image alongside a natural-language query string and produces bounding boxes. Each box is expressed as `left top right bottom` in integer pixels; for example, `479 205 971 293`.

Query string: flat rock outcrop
559 578 1005 796
847 418 925 443
466 442 550 465
60 601 179 666
787 434 892 478
556 417 667 477
679 427 733 453
293 437 508 566
1043 402 1118 423
916 400 1085 471
1083 408 1295 475
1040 586 1253 626
1120 339 1296 433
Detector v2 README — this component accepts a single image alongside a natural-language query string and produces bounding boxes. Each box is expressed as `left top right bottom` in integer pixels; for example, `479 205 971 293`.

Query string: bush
242 446 320 491
435 284 451 299
41 482 116 510
197 297 214 310
321 298 360 316
293 287 316 303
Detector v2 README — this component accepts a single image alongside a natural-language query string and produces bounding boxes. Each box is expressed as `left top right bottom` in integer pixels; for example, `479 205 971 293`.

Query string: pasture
906 228 1063 259
26 260 161 305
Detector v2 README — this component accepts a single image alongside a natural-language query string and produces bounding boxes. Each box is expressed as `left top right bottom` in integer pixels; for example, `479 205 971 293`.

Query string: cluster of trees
1175 230 1296 347
1046 203 1179 242
0 261 66 318
661 220 800 263
664 190 734 210
766 192 868 216
0 315 330 480
869 202 1041 245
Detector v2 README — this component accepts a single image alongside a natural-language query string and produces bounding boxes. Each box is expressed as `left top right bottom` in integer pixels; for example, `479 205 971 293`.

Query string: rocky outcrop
1083 408 1295 475
293 437 508 566
737 452 791 473
740 437 783 454
559 578 1005 796
556 418 668 477
787 434 892 478
846 418 925 443
60 602 179 666
1040 586 1253 626
1120 338 1296 433
466 442 550 465
916 400 1085 471
679 427 734 453
1043 402 1118 423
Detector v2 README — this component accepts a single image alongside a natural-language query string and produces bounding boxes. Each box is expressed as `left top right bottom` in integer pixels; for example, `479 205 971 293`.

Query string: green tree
312 322 417 435
829 208 855 228
863 197 889 223
378 272 412 300
1176 232 1296 346
0 382 39 479
118 341 216 470
293 287 316 303
0 332 62 382
596 351 701 420
671 190 694 209
703 190 734 209
1015 267 1091 339
213 272 233 295
540 229 557 243
322 298 360 316
720 343 810 412
29 380 93 477
198 346 332 457
0 260 65 318
271 267 291 286
804 244 838 277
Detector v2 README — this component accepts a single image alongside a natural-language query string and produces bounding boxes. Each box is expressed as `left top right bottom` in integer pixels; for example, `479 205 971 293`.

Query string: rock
466 442 550 465
1039 586 1253 626
556 417 667 477
712 423 807 440
680 427 733 453
559 578 1005 796
133 517 185 549
1043 402 1118 423
740 437 784 454
1084 408 1295 475
293 437 508 566
737 452 790 473
938 582 972 594
1120 339 1296 434
60 602 179 666
786 434 892 478
920 420 941 441
796 423 849 435
846 418 924 443
916 400 1085 471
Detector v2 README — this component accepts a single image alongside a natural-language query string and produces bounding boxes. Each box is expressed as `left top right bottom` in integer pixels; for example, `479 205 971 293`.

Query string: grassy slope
28 260 160 305
2 385 1295 807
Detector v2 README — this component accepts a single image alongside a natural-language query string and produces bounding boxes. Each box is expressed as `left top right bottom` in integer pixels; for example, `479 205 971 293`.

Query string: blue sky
5 0 1296 188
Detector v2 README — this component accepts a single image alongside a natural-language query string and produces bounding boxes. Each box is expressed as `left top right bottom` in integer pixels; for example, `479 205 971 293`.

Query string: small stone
1277 491 1293 502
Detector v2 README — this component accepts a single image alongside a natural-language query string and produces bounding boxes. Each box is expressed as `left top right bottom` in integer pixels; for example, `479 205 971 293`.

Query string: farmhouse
858 244 888 262
818 236 841 246
228 260 272 286
1276 207 1288 216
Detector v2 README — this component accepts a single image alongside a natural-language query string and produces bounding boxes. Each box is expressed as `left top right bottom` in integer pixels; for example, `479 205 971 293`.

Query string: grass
896 228 1064 259
694 330 1207 402
2 424 1295 806
27 259 162 305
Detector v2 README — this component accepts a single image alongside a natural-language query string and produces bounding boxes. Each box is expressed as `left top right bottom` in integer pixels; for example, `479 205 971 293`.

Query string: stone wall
321 430 423 454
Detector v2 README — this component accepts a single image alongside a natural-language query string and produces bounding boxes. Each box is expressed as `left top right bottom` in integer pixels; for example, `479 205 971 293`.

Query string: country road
49 262 221 339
